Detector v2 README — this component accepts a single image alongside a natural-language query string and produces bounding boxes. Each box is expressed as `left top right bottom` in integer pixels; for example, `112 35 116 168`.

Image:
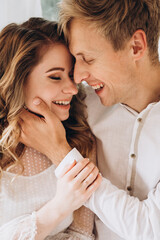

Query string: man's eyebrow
76 52 92 57
45 67 65 73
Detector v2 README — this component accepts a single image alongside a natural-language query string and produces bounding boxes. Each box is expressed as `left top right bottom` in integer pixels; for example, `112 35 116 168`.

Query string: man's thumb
32 97 50 118
33 98 42 106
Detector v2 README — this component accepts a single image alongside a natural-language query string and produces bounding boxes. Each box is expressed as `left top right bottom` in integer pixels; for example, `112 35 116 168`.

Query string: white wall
0 0 42 30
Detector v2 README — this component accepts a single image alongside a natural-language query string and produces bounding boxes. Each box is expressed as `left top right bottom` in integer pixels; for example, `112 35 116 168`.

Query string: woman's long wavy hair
0 17 93 174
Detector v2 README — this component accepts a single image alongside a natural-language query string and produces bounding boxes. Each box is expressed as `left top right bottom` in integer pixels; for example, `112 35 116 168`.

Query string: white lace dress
0 147 74 240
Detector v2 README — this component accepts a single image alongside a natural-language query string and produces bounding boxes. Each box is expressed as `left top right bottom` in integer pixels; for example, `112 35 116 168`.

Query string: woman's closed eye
49 76 61 80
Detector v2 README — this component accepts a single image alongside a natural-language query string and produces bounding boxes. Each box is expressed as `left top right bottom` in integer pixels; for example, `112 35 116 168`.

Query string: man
20 1 160 239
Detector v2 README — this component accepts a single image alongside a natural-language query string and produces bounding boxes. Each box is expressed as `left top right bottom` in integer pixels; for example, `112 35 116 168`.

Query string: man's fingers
19 98 52 123
18 117 24 131
18 117 24 125
32 97 53 122
19 132 25 144
19 108 38 121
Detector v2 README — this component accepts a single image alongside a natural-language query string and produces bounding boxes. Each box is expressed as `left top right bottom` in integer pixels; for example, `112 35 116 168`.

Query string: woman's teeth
54 100 70 105
92 83 104 90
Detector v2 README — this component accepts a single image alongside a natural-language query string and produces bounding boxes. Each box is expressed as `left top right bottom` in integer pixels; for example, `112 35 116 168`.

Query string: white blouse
0 147 73 239
63 86 160 240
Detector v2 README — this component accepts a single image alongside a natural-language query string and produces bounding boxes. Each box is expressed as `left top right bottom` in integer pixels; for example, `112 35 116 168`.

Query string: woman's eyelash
49 76 61 80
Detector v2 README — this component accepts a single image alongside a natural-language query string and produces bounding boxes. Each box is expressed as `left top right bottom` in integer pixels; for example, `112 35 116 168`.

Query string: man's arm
19 98 160 239
85 177 160 240
55 148 160 240
19 98 71 166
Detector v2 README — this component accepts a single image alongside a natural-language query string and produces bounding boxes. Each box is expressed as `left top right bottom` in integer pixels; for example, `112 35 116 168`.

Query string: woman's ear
130 30 147 60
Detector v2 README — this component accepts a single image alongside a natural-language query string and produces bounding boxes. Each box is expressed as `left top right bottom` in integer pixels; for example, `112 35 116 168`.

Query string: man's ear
130 30 147 60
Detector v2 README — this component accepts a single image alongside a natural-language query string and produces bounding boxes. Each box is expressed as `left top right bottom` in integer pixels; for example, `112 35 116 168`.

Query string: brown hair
59 0 160 63
0 17 93 172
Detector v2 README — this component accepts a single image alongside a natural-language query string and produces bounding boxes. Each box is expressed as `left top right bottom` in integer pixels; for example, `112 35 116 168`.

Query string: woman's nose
62 79 78 95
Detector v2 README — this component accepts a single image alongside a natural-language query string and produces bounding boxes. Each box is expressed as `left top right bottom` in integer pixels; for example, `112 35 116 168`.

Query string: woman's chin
56 113 70 122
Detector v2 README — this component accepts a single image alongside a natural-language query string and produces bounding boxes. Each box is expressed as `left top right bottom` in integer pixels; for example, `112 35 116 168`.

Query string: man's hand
19 98 71 165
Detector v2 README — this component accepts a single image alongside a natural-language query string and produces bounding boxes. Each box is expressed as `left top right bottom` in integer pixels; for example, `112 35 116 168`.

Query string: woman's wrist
35 198 70 240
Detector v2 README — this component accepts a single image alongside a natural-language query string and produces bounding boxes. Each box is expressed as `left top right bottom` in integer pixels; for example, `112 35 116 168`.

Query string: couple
1 0 160 239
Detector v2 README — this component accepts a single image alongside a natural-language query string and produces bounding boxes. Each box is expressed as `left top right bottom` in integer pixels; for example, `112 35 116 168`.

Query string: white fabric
0 212 37 240
0 147 73 240
0 0 42 30
55 148 84 178
62 87 160 240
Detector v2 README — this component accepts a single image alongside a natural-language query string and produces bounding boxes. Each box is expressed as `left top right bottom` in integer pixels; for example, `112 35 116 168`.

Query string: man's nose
74 62 90 84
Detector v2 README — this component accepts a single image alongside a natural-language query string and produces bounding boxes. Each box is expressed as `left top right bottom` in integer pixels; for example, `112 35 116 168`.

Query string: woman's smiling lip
53 98 72 104
52 99 72 109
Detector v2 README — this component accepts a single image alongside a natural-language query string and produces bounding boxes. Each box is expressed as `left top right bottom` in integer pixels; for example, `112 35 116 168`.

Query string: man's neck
125 63 160 113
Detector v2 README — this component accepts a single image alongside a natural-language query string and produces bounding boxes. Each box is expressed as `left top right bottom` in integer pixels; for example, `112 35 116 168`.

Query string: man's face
69 18 137 107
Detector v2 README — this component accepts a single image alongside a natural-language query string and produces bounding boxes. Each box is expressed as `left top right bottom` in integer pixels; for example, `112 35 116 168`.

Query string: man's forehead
69 19 99 54
69 20 107 56
69 38 96 56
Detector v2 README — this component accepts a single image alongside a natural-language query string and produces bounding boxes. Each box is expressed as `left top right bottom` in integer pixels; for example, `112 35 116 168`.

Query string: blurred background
41 0 59 21
0 0 60 30
0 0 160 57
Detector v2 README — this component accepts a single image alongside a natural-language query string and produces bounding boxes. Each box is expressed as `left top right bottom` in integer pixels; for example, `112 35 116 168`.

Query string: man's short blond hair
59 0 160 63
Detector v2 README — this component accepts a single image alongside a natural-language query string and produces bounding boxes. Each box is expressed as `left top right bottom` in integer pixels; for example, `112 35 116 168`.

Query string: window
41 0 60 20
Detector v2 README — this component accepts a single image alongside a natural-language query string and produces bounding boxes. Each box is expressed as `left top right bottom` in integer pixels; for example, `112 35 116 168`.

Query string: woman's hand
35 158 102 240
54 158 102 215
19 98 71 165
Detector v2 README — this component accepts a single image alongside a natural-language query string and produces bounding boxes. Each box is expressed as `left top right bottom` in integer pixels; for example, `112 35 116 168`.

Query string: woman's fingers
74 161 99 189
65 158 100 186
86 173 102 196
60 160 77 177
76 161 95 183
56 159 102 208
82 165 99 189
66 158 90 179
64 157 100 192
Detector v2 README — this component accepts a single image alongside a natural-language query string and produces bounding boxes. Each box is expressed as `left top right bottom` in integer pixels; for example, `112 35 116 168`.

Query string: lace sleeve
0 212 37 240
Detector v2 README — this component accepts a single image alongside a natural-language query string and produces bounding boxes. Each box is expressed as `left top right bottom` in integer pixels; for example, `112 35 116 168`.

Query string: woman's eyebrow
46 67 65 73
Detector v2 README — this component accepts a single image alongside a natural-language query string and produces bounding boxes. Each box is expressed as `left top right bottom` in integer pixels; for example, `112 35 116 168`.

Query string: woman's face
24 43 78 121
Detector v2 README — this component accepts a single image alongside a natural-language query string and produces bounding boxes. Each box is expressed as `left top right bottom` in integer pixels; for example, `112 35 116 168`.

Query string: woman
0 18 101 239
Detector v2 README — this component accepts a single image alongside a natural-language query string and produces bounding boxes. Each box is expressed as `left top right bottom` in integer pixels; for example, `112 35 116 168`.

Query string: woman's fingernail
33 98 41 105
70 159 77 165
